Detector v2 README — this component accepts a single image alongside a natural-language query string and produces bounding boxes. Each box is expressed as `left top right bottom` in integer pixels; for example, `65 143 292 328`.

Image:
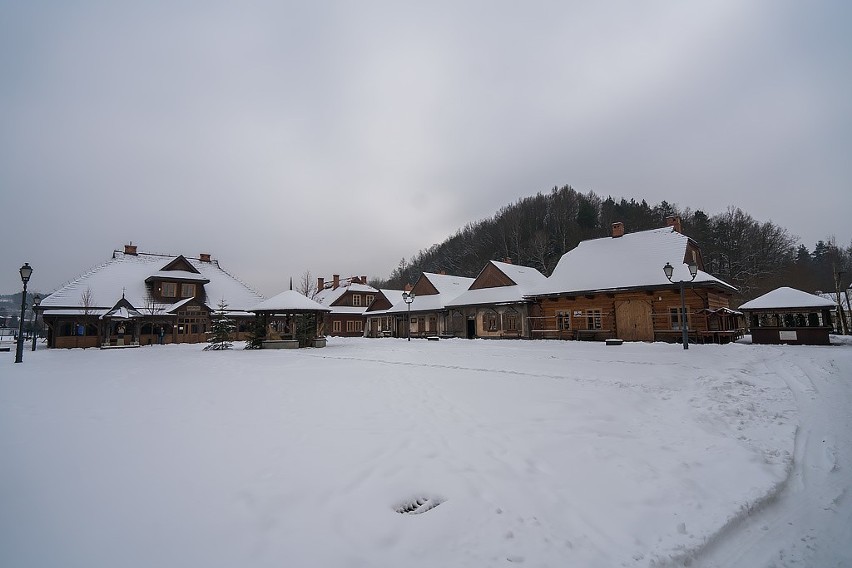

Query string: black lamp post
15 263 33 363
402 291 415 341
663 260 698 350
31 295 41 352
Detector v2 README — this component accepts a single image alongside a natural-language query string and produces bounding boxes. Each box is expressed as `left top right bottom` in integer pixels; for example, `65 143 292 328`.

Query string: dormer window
352 294 362 307
181 283 196 298
162 282 177 298
365 295 374 306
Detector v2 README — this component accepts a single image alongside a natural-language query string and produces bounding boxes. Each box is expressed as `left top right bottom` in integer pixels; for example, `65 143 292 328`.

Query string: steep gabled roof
40 250 264 312
530 227 736 296
739 287 836 310
448 261 546 307
386 272 475 314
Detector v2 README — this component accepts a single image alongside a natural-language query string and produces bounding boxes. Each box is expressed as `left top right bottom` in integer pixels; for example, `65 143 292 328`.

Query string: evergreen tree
205 299 235 350
245 313 267 349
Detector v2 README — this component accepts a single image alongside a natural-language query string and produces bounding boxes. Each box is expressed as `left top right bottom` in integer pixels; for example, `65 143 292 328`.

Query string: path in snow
691 344 852 567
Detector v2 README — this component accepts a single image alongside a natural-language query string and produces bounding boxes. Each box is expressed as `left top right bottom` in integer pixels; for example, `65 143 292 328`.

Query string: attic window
162 283 177 298
181 283 196 298
365 295 374 306
352 294 362 307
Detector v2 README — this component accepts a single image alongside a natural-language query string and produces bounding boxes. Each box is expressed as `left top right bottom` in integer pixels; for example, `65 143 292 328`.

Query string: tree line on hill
374 185 852 304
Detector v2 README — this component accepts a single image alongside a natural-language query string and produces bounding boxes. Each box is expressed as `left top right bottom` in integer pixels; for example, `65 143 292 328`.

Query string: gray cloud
2 1 850 296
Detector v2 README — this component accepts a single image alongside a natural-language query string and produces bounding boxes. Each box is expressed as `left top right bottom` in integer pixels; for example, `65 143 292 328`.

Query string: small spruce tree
245 313 267 349
205 299 235 350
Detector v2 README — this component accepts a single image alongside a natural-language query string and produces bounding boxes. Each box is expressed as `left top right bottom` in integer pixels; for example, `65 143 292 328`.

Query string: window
506 313 519 332
333 320 341 332
669 308 686 330
484 312 498 331
587 309 602 330
181 283 196 298
365 295 374 306
162 282 177 298
556 311 570 330
352 294 362 307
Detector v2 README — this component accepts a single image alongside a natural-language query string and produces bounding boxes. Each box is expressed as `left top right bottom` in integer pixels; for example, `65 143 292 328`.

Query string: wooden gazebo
739 287 835 345
250 290 331 348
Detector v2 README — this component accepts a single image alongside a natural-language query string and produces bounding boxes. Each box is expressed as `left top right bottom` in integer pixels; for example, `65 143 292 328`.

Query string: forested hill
376 185 851 304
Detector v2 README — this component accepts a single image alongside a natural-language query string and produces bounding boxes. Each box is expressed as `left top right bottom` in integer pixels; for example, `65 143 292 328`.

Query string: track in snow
690 345 852 568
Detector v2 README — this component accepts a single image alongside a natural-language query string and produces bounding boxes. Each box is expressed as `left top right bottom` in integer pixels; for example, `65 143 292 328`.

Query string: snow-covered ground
1 337 850 567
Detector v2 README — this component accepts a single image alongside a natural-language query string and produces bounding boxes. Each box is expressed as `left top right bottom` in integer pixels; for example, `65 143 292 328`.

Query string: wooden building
314 274 381 337
37 244 264 348
739 287 836 345
364 289 406 337
527 218 742 343
445 260 546 339
384 272 475 338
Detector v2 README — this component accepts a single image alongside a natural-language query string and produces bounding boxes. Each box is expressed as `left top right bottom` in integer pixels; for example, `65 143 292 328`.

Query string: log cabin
445 260 547 338
314 274 381 337
364 288 406 337
384 272 475 338
36 244 264 348
527 218 743 344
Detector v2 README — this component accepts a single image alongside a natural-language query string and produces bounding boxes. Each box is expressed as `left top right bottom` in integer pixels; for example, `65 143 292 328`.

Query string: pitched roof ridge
47 255 119 296
205 262 265 301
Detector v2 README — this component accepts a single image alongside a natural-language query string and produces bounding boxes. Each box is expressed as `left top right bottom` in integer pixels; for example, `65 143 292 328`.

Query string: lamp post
402 291 415 341
663 260 698 350
15 263 33 363
31 295 41 351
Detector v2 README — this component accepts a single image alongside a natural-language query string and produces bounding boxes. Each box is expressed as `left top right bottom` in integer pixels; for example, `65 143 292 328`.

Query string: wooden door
616 300 653 342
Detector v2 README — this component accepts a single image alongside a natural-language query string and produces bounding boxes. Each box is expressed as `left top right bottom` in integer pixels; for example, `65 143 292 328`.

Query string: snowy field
1 338 850 567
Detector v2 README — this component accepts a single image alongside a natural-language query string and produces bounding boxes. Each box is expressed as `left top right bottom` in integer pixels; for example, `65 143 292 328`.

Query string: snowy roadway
690 341 852 567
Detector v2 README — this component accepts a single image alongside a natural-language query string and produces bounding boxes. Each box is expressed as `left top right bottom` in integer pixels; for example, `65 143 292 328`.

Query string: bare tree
80 287 95 316
296 270 317 298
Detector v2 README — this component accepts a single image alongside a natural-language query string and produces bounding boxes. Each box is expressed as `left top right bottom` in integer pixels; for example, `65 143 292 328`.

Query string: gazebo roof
250 290 331 313
738 287 836 311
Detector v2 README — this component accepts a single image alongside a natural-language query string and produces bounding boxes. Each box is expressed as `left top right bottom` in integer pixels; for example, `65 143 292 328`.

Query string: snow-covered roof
40 250 264 312
314 279 379 315
385 273 475 314
531 227 736 296
364 290 406 316
145 270 210 283
101 306 144 320
738 287 837 311
448 261 546 307
490 260 547 289
250 290 331 313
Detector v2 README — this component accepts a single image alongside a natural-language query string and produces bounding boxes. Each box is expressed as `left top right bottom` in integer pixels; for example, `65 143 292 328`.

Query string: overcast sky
2 1 850 297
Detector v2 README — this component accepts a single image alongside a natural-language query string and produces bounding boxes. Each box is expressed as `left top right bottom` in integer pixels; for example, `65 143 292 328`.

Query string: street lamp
663 260 698 350
15 263 33 363
402 291 415 341
31 295 41 352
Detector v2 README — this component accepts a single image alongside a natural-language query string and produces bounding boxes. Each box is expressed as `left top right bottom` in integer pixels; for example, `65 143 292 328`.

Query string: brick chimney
333 274 340 289
503 257 513 264
404 283 413 292
317 277 325 292
199 253 211 263
124 243 138 255
666 216 683 233
611 222 625 238
361 275 367 285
